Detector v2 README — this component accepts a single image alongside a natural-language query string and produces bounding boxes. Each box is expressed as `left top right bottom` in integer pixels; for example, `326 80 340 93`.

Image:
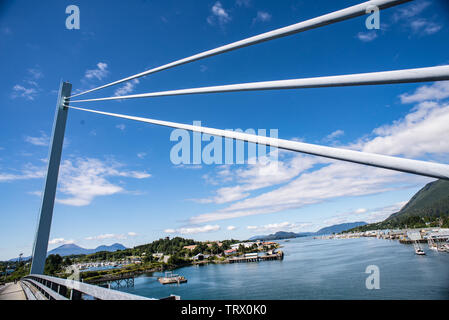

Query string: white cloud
227 225 236 231
85 62 109 81
0 163 46 182
362 101 449 157
192 152 321 204
1 159 150 205
410 18 441 35
11 85 37 100
400 81 449 104
188 83 449 224
114 79 139 96
28 190 42 197
189 160 422 224
55 157 151 206
392 1 431 22
122 171 151 179
49 238 74 245
236 0 251 7
323 202 406 226
356 31 378 42
116 124 126 131
25 132 49 146
324 129 344 142
137 152 147 159
246 222 311 233
253 11 271 24
391 1 441 36
127 232 138 237
164 224 220 234
207 2 231 26
11 67 43 100
85 233 127 241
28 68 43 80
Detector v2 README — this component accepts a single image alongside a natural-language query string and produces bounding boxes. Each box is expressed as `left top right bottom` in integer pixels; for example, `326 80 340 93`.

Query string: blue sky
1 0 449 260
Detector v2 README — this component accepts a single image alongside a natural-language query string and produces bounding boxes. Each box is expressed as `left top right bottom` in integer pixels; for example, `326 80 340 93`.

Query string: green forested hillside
387 179 449 221
346 180 449 232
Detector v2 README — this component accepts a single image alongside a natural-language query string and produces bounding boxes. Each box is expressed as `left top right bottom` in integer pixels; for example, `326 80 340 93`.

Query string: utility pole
30 81 72 274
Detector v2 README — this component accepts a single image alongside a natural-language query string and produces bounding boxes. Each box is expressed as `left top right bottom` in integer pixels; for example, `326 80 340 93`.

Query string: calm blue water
118 237 449 299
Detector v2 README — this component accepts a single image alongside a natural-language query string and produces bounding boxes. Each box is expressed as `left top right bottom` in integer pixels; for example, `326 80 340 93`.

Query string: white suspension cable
68 0 410 99
69 65 449 103
68 105 449 180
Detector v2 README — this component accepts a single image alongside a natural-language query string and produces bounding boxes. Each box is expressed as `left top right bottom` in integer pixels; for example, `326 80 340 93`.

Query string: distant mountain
47 243 127 256
48 243 91 256
347 179 449 232
93 243 127 253
248 222 366 241
314 222 367 235
387 179 449 221
8 256 31 262
249 231 305 241
8 243 127 260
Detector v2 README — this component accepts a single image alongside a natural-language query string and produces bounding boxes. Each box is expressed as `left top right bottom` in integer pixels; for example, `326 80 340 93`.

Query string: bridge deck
0 282 26 300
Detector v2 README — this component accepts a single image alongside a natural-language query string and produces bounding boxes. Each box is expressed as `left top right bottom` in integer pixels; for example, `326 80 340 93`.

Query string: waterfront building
193 253 204 261
230 242 257 250
224 249 236 256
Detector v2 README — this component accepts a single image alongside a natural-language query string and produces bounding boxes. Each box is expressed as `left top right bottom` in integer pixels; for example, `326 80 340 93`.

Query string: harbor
117 237 449 300
316 227 449 255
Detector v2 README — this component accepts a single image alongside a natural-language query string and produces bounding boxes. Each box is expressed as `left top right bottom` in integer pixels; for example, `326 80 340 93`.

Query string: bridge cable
69 65 449 103
67 0 410 99
67 105 449 181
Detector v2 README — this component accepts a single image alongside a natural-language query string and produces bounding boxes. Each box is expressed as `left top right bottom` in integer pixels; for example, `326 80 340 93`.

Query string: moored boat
415 248 426 255
158 271 187 285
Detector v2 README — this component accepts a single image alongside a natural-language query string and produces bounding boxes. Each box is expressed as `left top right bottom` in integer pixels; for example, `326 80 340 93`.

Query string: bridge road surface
0 282 26 300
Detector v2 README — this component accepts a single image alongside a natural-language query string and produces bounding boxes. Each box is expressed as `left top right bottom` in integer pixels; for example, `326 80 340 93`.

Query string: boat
415 248 426 255
414 242 426 255
157 271 187 285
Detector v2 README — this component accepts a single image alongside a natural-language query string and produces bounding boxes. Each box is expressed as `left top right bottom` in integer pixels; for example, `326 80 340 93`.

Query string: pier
85 272 135 289
228 251 283 264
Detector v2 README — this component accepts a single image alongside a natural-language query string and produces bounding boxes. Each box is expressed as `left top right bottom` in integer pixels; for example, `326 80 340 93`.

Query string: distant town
1 237 284 286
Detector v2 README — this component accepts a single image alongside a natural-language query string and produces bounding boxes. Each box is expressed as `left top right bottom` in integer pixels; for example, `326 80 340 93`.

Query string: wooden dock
399 238 449 244
85 272 135 289
228 251 283 264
